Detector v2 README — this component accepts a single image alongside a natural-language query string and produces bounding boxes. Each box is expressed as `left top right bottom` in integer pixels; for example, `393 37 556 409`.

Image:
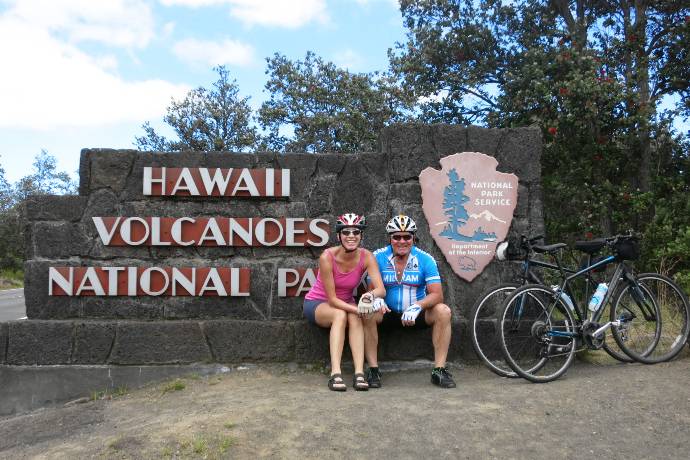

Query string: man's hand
401 304 422 326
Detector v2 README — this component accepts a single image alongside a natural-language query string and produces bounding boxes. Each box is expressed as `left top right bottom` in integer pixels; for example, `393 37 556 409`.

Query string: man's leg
425 303 452 367
425 303 455 388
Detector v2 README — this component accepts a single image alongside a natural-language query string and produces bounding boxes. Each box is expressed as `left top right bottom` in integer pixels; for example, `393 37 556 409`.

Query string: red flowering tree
390 0 690 282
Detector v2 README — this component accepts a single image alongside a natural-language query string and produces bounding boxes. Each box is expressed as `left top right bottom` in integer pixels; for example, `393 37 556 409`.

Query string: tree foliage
0 151 76 272
136 66 257 152
258 52 411 152
391 0 690 284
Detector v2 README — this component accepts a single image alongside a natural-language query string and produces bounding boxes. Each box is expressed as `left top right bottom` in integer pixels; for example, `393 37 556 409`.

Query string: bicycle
470 235 630 378
498 234 690 383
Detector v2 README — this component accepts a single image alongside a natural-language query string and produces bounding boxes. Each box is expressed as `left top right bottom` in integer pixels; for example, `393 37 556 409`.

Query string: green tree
258 52 411 152
391 0 690 277
136 66 257 152
14 150 77 199
0 151 76 272
0 161 20 271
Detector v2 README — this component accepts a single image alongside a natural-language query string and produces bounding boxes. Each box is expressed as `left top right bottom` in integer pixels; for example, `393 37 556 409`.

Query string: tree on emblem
441 169 469 239
440 168 497 242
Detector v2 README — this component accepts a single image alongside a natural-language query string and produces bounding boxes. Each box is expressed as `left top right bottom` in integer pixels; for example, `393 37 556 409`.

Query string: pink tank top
305 248 366 303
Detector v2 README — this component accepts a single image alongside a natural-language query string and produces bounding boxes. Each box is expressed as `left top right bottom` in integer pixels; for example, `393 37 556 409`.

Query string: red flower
547 127 557 135
585 232 594 240
593 154 603 161
559 87 569 95
623 192 631 201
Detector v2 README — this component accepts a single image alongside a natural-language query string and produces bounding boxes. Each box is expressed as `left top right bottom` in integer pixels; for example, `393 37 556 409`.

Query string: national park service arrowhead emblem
419 152 518 282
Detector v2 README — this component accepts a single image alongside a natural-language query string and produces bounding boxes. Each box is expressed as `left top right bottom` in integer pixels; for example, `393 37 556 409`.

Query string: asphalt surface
0 288 25 321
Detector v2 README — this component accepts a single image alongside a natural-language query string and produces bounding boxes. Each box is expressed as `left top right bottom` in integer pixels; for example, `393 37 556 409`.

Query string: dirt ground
1 354 690 460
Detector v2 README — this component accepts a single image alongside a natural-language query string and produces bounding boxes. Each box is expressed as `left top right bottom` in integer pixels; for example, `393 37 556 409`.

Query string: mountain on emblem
469 210 507 224
419 152 518 282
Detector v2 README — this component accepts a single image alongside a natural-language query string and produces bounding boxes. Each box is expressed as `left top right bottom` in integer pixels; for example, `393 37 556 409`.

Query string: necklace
394 256 407 280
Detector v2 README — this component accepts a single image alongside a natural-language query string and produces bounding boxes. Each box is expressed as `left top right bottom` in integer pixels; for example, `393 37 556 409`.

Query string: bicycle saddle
532 243 567 253
574 239 606 254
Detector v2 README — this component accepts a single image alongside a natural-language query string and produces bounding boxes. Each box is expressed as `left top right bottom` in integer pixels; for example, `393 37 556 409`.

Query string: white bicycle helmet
386 214 417 234
335 213 367 232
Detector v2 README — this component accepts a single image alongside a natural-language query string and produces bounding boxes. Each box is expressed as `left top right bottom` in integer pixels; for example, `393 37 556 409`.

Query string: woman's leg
347 313 366 374
314 303 348 376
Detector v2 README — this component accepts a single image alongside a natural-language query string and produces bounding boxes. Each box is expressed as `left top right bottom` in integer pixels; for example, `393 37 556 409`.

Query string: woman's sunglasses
340 229 362 236
391 234 413 241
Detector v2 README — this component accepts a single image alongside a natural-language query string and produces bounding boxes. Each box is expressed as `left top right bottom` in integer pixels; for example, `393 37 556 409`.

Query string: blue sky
0 0 406 182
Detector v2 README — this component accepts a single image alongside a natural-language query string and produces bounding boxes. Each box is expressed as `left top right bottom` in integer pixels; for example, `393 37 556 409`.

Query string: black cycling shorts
379 310 430 330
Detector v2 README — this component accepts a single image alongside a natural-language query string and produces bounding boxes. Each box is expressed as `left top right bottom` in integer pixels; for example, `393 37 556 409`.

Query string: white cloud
173 38 255 67
160 0 329 28
0 15 188 129
333 49 364 71
4 0 155 48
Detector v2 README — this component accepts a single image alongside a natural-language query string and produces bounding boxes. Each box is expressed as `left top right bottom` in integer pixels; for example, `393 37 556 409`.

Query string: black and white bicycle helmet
335 213 367 232
386 214 417 234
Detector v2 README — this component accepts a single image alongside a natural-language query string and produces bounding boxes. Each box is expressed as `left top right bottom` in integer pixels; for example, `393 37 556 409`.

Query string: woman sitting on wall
303 213 386 391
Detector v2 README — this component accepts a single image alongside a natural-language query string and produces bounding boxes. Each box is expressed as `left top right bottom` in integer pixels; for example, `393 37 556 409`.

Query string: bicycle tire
499 284 577 383
598 301 635 363
470 283 520 378
611 273 690 363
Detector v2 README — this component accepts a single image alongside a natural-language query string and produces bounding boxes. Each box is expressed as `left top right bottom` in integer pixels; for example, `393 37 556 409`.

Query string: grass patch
161 445 174 458
114 385 128 397
161 379 186 395
223 421 237 429
169 433 236 458
219 436 235 453
0 268 23 289
91 390 107 401
306 362 330 375
192 436 208 455
107 436 123 451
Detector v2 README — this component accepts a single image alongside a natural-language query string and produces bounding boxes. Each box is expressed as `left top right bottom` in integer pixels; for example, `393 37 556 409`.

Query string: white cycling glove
372 297 387 313
357 292 375 314
401 304 422 322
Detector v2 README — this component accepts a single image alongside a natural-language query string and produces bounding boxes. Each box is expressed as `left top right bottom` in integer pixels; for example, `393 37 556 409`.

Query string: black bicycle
498 234 690 383
470 235 630 378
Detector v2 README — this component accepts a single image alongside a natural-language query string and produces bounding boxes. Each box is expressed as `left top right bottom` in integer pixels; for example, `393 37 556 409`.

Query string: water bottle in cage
551 285 575 311
588 283 609 312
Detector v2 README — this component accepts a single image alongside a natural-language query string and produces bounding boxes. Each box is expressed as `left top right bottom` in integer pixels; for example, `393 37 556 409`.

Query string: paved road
0 288 25 321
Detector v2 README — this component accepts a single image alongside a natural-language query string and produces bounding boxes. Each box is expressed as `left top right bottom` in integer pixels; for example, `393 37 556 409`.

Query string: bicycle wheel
598 300 634 363
499 284 577 383
611 273 689 363
470 283 520 378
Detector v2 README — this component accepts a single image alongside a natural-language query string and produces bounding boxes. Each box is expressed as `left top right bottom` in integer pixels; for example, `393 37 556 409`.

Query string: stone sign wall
0 124 543 365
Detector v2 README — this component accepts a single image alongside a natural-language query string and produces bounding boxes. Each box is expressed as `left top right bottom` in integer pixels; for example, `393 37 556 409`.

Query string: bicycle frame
538 254 657 342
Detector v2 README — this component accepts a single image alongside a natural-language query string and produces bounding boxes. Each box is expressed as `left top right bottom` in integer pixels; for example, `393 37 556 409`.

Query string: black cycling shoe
431 367 456 388
366 367 382 388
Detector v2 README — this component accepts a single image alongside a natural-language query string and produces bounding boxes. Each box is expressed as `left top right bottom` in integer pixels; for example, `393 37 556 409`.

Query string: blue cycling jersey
369 245 442 313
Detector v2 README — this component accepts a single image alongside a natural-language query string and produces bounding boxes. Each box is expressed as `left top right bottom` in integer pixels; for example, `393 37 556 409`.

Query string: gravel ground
1 353 690 459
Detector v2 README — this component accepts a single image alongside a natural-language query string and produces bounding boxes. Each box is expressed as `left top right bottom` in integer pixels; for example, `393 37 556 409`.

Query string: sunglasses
391 234 413 242
340 229 362 236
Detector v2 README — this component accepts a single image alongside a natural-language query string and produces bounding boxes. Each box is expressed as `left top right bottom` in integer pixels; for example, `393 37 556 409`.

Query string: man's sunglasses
391 234 413 242
340 229 362 236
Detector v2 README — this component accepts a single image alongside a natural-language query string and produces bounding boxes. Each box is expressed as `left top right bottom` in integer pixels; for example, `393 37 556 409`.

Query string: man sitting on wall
362 215 455 388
